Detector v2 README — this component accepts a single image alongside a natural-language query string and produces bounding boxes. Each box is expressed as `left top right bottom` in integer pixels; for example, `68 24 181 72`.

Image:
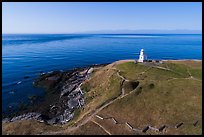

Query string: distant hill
79 29 202 34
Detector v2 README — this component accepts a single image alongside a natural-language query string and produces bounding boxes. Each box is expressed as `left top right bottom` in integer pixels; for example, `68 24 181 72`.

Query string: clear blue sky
2 2 202 34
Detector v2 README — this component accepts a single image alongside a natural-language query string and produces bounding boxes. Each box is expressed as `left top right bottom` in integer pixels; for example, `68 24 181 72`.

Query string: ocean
2 34 202 114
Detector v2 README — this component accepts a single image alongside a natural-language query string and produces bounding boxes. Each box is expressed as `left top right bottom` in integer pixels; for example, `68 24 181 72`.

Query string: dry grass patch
68 121 108 135
2 120 61 135
76 65 122 123
92 116 137 135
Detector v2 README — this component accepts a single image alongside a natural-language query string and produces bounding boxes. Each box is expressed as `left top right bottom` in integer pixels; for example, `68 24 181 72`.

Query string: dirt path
149 64 202 82
42 65 140 135
42 61 201 135
167 68 201 82
91 120 112 135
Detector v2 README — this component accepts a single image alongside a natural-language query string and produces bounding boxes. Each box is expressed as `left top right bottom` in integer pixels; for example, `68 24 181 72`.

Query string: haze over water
2 34 202 114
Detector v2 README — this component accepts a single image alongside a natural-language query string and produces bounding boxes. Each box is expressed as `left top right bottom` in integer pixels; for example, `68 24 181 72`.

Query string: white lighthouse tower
138 49 144 63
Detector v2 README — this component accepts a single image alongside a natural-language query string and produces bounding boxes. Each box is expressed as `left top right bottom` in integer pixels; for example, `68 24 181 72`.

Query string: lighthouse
138 49 144 63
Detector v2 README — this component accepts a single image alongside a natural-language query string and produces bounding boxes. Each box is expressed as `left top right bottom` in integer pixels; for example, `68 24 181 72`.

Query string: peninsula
2 59 202 135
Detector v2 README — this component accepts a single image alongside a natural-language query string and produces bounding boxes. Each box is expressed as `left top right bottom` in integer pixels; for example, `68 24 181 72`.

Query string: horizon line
2 33 202 35
2 29 202 35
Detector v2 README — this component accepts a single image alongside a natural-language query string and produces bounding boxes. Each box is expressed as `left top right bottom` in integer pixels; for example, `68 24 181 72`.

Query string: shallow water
2 34 202 113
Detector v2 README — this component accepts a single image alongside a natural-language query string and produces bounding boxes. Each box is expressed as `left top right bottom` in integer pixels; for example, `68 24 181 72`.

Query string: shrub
148 83 155 89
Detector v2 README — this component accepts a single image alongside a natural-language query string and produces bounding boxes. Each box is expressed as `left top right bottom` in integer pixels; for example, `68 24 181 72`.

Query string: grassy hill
2 60 202 135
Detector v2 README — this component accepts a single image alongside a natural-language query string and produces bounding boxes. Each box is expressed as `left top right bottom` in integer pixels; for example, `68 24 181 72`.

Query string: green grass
163 61 202 80
79 60 202 135
116 62 189 81
98 61 202 135
165 60 202 69
189 68 202 80
160 62 189 77
100 78 201 134
144 67 182 81
116 62 150 80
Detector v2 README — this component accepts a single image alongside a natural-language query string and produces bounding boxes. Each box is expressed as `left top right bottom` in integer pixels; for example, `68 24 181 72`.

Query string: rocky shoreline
2 63 108 125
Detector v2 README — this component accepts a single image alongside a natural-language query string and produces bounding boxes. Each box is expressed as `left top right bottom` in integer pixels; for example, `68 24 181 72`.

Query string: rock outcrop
2 65 102 125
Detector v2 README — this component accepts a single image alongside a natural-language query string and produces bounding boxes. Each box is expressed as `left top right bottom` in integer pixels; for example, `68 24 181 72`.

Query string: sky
2 2 202 34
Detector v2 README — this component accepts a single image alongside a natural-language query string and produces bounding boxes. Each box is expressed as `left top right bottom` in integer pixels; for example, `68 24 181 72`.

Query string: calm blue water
2 34 202 113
